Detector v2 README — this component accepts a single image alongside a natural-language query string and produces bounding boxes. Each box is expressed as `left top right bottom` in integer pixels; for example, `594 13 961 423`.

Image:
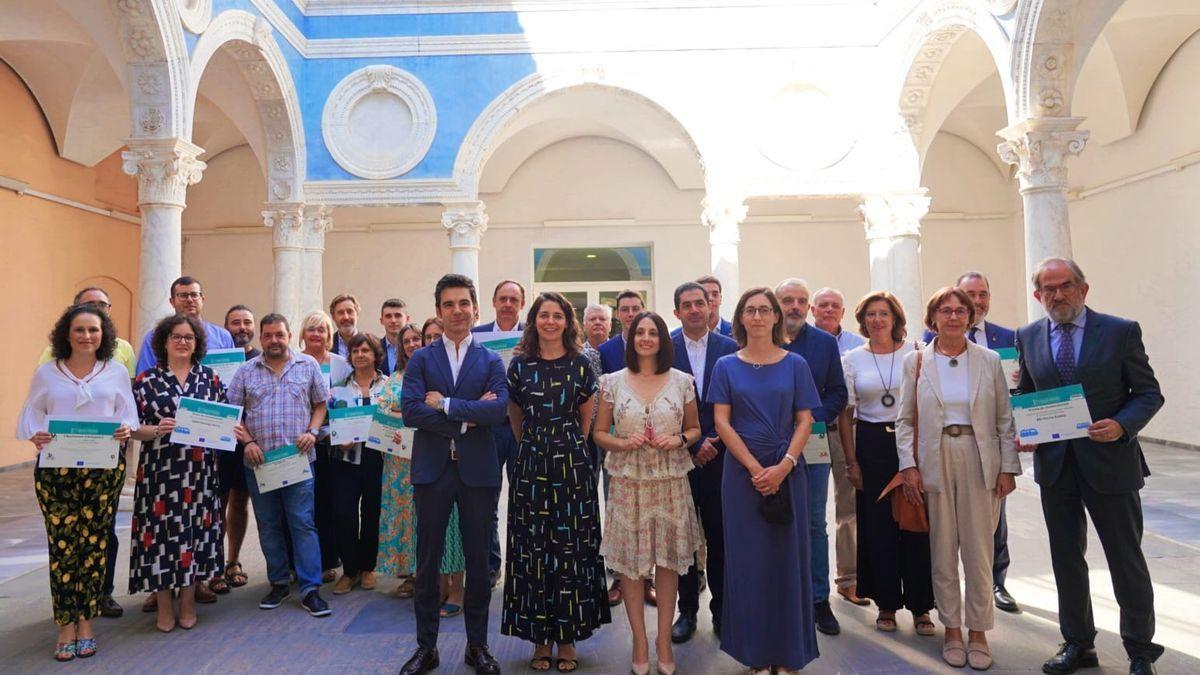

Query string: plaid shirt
227 350 329 461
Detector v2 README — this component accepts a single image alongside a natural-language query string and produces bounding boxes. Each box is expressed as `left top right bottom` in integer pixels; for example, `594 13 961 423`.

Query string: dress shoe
993 585 1019 613
644 579 657 607
1129 657 1156 675
465 644 501 675
99 595 123 618
836 585 871 606
814 600 840 636
399 646 439 675
1042 643 1099 674
671 613 697 643
608 579 623 607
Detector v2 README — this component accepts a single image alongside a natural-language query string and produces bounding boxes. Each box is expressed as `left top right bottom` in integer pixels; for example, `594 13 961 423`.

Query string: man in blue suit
922 271 1020 612
400 274 509 675
1016 258 1163 675
697 274 734 337
776 279 847 637
668 282 738 644
470 279 526 588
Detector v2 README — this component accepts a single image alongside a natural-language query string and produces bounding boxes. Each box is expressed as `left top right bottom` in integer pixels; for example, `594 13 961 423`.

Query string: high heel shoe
656 661 676 674
631 662 650 675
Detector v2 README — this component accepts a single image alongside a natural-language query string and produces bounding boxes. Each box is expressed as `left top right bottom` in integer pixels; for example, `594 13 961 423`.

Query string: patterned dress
600 368 705 579
501 353 610 643
129 365 226 592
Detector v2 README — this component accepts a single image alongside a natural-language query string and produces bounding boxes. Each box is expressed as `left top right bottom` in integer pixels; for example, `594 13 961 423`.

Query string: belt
449 440 458 461
942 424 974 437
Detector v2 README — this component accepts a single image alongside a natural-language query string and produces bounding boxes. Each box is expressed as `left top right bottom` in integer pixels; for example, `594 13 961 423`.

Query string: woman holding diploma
329 333 388 595
128 314 227 632
17 304 136 661
894 288 1020 670
377 323 422 597
593 311 703 675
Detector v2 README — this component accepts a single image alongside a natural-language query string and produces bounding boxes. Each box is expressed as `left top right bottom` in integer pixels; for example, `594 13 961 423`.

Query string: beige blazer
894 340 1020 493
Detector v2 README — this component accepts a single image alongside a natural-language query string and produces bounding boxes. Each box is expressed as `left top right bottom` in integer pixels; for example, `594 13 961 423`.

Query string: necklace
935 342 968 368
869 343 897 407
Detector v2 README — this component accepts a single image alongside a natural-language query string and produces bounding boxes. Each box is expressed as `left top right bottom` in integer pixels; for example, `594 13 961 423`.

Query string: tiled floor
1 443 1199 673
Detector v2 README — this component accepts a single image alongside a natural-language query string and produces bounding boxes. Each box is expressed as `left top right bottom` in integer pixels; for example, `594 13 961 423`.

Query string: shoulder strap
912 342 922 466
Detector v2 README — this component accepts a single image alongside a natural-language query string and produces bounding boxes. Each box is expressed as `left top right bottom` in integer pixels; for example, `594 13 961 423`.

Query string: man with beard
1016 258 1164 675
215 305 260 593
134 276 234 375
776 278 848 636
330 293 361 359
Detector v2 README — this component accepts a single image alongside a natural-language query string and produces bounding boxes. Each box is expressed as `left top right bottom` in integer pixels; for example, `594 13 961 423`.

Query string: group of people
17 257 1165 675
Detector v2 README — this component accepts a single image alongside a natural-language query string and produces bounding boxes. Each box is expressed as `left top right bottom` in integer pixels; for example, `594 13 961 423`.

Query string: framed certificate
253 444 312 492
366 411 414 459
805 421 832 464
171 397 242 452
40 417 121 469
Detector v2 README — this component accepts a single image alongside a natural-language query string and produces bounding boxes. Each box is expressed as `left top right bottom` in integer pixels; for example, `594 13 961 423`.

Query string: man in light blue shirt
135 276 234 375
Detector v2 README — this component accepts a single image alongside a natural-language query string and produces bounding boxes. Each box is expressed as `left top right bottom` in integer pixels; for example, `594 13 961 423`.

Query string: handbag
758 475 793 525
877 343 930 533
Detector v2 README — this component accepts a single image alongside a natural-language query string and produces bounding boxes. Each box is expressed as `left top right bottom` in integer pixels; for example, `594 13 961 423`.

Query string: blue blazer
716 317 733 338
671 331 738 451
401 340 509 487
783 324 848 424
598 335 627 375
923 321 1015 350
471 321 524 333
1015 308 1163 494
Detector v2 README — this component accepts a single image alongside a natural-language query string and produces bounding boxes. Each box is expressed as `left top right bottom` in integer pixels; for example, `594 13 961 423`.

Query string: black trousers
678 455 724 624
413 461 499 650
313 442 340 571
103 519 119 596
330 447 384 576
992 497 1010 587
1041 447 1162 661
854 421 934 614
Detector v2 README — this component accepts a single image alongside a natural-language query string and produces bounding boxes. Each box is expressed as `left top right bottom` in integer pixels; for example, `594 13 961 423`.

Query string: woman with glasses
894 288 1020 670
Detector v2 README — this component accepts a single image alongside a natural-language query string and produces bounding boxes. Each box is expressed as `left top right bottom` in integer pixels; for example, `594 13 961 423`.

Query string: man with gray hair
811 287 866 355
580 303 611 476
1016 257 1164 675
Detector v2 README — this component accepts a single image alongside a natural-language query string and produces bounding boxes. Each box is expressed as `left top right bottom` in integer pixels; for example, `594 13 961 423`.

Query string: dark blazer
923 321 1015 350
783 323 848 424
471 321 524 334
401 340 509 488
671 330 738 451
598 335 627 375
716 317 733 338
1015 308 1163 494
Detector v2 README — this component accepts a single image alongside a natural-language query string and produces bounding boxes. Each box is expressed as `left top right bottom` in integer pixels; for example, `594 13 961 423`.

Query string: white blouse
934 351 972 425
843 342 918 423
17 360 138 439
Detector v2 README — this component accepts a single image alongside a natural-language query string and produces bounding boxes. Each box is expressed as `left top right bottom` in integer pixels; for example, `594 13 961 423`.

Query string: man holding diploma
1014 258 1165 675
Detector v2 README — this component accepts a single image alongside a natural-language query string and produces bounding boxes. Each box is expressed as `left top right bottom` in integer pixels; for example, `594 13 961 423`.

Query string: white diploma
996 348 1020 390
201 348 246 384
171 397 242 452
1011 384 1092 445
804 421 832 464
329 405 374 444
366 411 414 459
40 417 122 469
474 331 523 368
253 444 312 492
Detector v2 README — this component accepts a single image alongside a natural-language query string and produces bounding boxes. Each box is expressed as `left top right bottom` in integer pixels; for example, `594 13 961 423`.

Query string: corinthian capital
122 138 206 207
302 204 334 251
858 191 930 241
997 117 1088 191
263 202 305 250
442 202 489 250
701 196 748 246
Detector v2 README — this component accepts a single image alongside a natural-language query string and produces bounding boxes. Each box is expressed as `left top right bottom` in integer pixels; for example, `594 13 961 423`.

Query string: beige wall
0 60 140 467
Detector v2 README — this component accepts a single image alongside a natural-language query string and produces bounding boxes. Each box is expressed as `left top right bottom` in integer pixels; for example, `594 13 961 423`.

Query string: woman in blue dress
708 287 822 675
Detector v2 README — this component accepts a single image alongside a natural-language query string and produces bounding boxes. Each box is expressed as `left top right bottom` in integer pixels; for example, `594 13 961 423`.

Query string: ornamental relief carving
322 65 437 180
122 140 206 207
174 0 212 34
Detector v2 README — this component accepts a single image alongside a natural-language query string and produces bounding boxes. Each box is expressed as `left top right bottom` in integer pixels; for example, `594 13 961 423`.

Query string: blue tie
1054 323 1077 385
969 327 980 345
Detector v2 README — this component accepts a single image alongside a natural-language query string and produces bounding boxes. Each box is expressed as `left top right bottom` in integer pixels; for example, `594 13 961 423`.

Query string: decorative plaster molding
858 191 930 241
701 197 748 246
997 117 1088 191
112 0 190 140
322 65 437 180
263 202 305 249
122 137 207 207
441 202 489 250
175 0 212 33
1011 0 1077 120
304 179 470 205
301 0 882 15
302 204 335 252
984 0 1017 15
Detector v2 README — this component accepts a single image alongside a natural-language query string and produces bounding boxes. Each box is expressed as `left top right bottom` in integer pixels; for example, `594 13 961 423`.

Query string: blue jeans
245 466 322 596
806 461 831 602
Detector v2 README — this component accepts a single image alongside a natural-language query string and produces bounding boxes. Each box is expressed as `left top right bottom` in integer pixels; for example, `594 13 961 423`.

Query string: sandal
915 614 937 636
195 583 217 604
875 612 897 632
75 637 97 658
529 655 552 671
224 562 249 588
395 577 415 599
53 642 76 662
556 658 579 673
209 576 231 595
439 602 462 618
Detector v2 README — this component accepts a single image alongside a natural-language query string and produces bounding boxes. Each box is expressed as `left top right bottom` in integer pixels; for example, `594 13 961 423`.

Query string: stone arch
108 0 190 140
187 9 305 203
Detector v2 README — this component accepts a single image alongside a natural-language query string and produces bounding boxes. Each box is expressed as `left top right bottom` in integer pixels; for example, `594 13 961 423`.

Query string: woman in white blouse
17 304 137 661
895 287 1020 670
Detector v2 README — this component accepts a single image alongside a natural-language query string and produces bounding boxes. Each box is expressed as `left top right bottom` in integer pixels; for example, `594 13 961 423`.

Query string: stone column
858 191 931 318
997 117 1089 319
701 196 748 319
122 138 206 339
441 202 488 287
301 204 333 320
262 203 305 330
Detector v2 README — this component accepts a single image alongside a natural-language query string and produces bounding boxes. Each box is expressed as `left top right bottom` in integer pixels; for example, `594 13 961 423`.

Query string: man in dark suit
400 274 509 675
471 279 526 588
1015 258 1164 675
777 279 848 636
922 271 1021 612
697 274 734 337
329 293 361 359
379 298 410 375
668 282 738 643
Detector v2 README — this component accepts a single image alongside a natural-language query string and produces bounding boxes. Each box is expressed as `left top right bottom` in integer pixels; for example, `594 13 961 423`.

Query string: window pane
533 246 652 283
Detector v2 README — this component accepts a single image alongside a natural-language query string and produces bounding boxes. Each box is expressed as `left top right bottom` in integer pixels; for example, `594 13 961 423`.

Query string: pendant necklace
936 342 967 368
870 344 898 407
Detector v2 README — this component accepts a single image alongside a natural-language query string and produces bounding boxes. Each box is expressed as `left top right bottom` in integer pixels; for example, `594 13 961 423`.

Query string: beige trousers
828 425 857 588
927 433 1000 630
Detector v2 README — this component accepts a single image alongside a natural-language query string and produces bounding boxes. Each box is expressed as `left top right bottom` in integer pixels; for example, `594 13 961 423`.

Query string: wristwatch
306 428 320 438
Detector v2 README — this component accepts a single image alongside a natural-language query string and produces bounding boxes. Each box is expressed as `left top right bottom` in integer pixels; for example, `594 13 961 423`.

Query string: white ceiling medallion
175 0 213 34
322 65 437 180
755 84 857 172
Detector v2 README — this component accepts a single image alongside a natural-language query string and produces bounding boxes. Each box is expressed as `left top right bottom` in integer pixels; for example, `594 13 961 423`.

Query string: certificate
804 421 831 464
202 348 245 384
996 348 1020 390
253 444 312 493
171 396 242 452
40 417 121 469
320 362 332 389
474 331 523 368
366 411 414 459
329 405 374 444
1011 384 1092 444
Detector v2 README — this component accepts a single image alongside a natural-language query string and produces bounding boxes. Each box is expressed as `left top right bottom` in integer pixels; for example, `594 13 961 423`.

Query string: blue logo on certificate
176 426 191 434
1019 428 1037 438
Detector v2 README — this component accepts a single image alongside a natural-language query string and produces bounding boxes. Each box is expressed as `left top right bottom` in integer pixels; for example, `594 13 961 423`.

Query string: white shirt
934 351 972 425
18 360 139 439
843 342 917 423
683 331 709 396
968 320 987 346
442 333 474 385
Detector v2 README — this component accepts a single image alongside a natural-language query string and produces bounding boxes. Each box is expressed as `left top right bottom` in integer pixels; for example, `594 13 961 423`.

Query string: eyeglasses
169 334 197 344
83 301 112 310
174 292 203 300
741 306 776 318
1038 280 1077 297
936 307 970 318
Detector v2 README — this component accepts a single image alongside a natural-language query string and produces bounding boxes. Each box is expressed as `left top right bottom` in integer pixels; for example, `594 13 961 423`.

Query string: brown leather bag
878 344 930 533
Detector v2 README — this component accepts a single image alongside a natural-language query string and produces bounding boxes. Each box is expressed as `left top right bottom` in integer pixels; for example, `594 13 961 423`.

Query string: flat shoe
439 602 462 618
875 614 897 632
914 614 937 636
967 643 993 670
837 585 871 606
53 642 76 662
557 657 579 672
75 638 97 659
529 655 552 671
943 640 967 667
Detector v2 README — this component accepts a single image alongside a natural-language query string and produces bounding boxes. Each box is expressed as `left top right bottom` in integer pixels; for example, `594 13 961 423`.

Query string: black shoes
465 644 501 675
993 584 1020 613
1043 643 1099 674
671 613 697 644
259 584 291 610
98 595 123 618
814 600 840 636
302 590 331 617
399 646 440 675
1129 657 1156 675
